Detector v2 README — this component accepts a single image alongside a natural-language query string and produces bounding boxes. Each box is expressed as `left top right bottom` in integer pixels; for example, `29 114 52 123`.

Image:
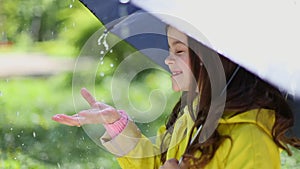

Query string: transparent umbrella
78 0 300 136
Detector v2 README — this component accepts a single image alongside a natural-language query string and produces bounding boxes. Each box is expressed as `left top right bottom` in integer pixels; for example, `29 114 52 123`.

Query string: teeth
172 71 182 76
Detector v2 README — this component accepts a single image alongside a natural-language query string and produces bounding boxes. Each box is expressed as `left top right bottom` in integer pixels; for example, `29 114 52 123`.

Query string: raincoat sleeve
100 119 166 169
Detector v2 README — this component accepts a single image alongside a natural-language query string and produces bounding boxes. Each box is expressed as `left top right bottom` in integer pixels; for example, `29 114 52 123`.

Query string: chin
172 84 182 92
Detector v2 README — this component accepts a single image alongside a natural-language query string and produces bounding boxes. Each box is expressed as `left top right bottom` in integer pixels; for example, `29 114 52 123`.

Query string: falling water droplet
17 135 20 138
16 112 19 117
97 32 110 50
22 143 25 146
100 61 104 65
110 49 113 53
100 57 104 61
57 163 61 168
33 132 36 138
69 4 73 8
10 128 13 131
100 51 104 55
110 63 114 67
99 72 105 77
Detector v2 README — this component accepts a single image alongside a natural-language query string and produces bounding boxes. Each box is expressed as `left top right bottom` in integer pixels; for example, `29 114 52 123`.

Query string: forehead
167 27 188 45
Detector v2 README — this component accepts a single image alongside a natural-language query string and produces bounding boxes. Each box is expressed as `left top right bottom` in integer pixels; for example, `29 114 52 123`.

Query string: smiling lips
171 71 183 77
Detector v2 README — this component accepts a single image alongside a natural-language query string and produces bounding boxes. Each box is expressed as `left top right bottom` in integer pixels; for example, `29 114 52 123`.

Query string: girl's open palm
52 88 121 127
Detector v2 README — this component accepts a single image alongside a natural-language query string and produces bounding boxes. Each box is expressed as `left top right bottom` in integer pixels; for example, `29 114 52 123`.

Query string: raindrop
99 72 105 77
22 143 25 146
110 49 113 53
100 50 104 55
16 112 19 117
33 132 36 138
10 128 13 131
110 63 114 67
100 57 104 61
17 135 20 138
57 163 61 168
14 157 17 160
69 4 73 8
21 130 23 133
100 61 104 65
97 31 110 51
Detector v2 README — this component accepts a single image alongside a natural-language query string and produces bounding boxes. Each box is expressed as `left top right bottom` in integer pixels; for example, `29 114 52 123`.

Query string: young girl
52 26 300 168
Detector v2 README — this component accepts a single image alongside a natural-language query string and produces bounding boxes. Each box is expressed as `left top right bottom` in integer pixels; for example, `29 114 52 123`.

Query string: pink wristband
104 110 128 138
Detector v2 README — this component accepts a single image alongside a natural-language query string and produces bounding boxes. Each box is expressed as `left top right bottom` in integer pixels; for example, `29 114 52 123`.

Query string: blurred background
0 0 299 168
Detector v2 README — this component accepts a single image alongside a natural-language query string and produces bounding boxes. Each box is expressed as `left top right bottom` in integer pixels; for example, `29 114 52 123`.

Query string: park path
0 53 76 77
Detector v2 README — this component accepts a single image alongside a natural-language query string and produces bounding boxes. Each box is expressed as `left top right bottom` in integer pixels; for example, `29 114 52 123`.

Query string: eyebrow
168 40 186 48
172 40 185 46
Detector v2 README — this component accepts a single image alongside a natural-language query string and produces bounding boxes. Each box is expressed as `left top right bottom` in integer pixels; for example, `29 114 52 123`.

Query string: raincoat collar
219 109 275 136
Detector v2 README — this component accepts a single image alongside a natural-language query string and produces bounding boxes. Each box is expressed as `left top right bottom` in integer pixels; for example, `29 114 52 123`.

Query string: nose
165 53 175 65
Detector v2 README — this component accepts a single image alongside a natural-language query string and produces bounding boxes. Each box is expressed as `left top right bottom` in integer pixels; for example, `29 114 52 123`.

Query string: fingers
80 88 109 110
52 114 82 127
80 88 97 107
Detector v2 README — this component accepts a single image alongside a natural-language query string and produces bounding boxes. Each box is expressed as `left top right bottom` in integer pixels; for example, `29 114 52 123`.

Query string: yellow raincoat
101 108 280 169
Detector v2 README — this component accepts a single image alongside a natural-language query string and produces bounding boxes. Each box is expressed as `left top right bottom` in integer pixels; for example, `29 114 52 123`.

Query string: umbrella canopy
78 0 300 134
131 0 300 98
80 0 169 70
80 0 300 97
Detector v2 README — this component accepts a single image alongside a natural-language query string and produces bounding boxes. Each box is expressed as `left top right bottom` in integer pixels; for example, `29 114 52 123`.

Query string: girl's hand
160 159 180 169
160 158 189 169
52 88 121 127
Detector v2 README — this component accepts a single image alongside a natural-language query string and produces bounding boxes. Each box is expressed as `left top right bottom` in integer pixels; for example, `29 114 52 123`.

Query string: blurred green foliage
0 0 101 56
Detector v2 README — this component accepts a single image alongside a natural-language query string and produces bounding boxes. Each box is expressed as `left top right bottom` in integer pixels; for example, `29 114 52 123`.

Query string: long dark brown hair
161 32 300 167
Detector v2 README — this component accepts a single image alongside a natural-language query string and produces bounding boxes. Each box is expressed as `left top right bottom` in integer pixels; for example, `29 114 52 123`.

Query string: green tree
0 0 101 56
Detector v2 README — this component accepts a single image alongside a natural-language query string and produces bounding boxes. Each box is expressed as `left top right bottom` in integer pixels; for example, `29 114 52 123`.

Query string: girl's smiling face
165 27 192 92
